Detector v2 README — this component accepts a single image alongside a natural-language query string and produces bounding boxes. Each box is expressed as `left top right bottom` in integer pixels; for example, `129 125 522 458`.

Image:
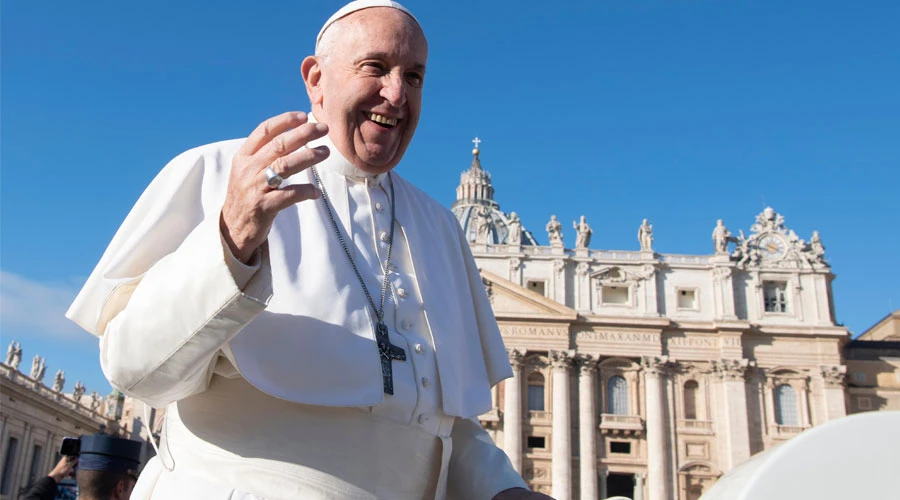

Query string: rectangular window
857 397 872 410
677 289 698 310
602 285 629 305
1 437 19 494
527 436 546 449
527 385 545 411
28 444 43 487
853 372 866 384
526 280 546 297
610 441 631 454
763 281 788 313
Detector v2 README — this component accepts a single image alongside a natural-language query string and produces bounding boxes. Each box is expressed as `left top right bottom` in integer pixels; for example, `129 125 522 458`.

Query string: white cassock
66 122 527 500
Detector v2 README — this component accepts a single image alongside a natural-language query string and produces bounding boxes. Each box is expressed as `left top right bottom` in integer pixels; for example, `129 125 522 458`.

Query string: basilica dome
450 140 537 246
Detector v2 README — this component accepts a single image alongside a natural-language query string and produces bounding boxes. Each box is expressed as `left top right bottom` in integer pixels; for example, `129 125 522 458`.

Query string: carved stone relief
710 358 751 380
820 365 847 388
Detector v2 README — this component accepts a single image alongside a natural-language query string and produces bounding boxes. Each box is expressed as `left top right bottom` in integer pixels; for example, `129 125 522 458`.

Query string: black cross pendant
375 322 406 395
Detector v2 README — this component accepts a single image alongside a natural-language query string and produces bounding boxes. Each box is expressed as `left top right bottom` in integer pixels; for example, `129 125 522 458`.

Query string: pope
67 1 553 499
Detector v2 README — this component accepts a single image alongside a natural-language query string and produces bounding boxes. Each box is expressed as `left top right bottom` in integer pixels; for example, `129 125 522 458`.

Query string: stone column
13 421 34 496
798 379 811 427
641 356 671 500
509 258 522 285
820 365 848 421
551 350 573 500
504 349 524 473
599 469 608 500
553 260 567 304
712 266 738 319
575 262 591 313
763 377 776 431
634 472 647 500
711 359 752 470
577 356 598 500
637 264 659 316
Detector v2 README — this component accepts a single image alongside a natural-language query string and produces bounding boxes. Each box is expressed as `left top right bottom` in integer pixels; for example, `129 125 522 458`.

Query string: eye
361 61 387 74
406 71 424 88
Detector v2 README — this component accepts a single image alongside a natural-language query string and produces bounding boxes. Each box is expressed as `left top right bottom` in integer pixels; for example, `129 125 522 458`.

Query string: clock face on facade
758 234 787 260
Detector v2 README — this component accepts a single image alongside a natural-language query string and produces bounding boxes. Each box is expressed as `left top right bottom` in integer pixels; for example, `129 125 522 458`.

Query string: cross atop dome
472 136 481 155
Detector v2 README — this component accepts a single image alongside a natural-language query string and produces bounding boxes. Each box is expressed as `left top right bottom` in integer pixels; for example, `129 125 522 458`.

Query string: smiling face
302 8 427 174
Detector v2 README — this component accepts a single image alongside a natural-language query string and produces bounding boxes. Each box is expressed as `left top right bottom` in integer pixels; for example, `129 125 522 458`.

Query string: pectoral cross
375 322 406 395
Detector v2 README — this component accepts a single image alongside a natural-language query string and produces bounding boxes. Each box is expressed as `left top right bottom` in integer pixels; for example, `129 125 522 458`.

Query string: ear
114 479 127 499
301 56 324 106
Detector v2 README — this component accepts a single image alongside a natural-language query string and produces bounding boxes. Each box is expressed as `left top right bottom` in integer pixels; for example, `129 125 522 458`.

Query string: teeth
369 113 398 126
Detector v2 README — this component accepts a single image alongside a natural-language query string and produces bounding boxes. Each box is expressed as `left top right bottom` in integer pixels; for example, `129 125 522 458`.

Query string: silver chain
310 167 395 325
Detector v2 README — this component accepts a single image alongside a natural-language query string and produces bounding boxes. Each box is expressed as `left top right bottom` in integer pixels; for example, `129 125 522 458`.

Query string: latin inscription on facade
668 337 718 348
501 326 568 337
720 337 741 347
576 331 657 344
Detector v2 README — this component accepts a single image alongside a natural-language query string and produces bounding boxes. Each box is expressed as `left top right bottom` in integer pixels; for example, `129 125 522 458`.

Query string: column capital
820 364 847 388
576 262 590 277
576 354 597 375
640 355 670 376
713 266 733 280
549 349 574 369
507 348 525 368
711 358 751 380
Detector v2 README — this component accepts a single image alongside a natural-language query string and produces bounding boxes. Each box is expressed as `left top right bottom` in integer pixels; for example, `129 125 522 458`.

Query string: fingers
239 111 309 157
265 144 330 186
255 121 329 172
267 183 322 213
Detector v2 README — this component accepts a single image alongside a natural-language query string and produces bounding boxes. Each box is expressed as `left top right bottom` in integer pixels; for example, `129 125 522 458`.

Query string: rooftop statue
53 369 66 393
573 215 592 249
638 218 654 252
5 341 22 370
508 212 522 245
546 215 563 247
712 219 732 255
73 380 86 401
474 205 493 244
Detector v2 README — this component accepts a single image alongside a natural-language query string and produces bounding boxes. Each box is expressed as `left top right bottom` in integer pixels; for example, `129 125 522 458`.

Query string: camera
59 436 81 457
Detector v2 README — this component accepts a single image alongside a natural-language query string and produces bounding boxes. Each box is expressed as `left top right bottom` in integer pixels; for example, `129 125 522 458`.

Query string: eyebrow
355 52 426 72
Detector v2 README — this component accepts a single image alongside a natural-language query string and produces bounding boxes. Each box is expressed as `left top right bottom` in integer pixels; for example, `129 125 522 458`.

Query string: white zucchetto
316 0 421 50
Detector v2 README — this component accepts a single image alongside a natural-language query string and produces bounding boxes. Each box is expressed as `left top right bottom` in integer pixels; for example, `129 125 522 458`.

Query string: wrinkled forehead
316 1 423 51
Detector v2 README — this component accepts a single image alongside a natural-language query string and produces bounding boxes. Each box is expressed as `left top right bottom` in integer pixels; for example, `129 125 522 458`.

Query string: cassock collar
306 113 388 187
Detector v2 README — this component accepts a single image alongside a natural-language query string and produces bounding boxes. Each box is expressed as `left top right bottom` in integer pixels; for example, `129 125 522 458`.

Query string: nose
380 73 407 108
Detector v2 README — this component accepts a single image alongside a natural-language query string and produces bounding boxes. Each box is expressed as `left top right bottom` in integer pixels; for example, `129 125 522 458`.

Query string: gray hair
315 19 342 65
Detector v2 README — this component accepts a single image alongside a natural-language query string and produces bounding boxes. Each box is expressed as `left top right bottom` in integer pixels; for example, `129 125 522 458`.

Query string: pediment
590 265 655 283
480 270 577 320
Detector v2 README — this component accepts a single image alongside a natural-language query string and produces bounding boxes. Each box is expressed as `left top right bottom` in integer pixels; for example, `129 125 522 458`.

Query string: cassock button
375 202 384 212
401 320 412 331
397 287 408 299
421 377 430 388
379 231 389 243
418 414 429 425
414 344 424 354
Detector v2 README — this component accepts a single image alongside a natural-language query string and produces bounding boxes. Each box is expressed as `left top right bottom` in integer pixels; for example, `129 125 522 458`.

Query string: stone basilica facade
458 143 851 500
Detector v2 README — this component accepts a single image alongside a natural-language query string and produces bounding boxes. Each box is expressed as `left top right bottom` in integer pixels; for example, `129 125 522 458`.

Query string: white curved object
701 411 900 500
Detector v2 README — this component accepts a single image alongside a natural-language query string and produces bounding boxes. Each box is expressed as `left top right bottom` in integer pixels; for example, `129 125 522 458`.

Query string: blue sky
2 0 898 395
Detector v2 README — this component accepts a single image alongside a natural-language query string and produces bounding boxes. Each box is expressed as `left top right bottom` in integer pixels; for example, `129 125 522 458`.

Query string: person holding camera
22 434 142 500
21 455 77 500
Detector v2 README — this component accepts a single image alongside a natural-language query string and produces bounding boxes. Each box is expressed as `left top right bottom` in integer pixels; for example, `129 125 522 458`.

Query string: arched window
607 375 628 415
774 384 798 426
684 380 699 420
527 373 545 411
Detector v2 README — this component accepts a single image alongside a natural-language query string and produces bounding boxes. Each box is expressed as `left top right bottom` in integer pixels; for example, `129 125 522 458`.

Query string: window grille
774 384 799 426
607 375 628 415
